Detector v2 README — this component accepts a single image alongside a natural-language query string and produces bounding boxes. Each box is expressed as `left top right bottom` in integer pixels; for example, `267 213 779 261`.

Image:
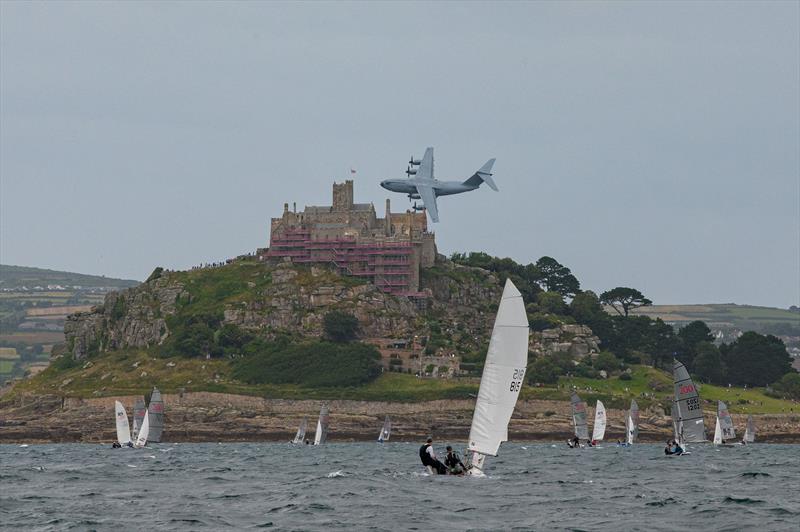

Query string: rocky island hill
1 178 798 442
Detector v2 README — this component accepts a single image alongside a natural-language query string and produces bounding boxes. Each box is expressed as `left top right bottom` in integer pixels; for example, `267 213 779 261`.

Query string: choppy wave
1 442 798 530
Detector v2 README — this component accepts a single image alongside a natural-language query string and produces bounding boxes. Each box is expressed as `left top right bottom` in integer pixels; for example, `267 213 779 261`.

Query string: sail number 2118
509 368 526 392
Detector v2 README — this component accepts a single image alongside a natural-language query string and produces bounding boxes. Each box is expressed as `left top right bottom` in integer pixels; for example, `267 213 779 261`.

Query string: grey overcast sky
1 1 798 307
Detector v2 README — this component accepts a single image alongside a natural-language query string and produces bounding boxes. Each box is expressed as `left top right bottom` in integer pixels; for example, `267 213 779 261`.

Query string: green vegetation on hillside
0 264 139 289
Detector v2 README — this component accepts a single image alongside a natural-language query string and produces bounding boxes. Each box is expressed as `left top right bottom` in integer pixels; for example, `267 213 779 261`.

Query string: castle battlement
265 180 436 296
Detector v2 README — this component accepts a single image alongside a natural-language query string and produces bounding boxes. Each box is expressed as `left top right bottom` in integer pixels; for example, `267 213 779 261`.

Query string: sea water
1 442 798 530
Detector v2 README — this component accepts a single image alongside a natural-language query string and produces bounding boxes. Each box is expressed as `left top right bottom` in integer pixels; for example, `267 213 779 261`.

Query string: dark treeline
451 252 796 396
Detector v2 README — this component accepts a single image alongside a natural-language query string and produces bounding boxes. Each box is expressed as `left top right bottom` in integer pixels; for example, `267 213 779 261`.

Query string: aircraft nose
380 180 389 189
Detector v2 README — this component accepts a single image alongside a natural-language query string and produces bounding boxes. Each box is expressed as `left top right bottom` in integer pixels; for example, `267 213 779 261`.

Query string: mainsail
292 418 307 444
673 359 705 443
313 404 329 445
466 279 529 476
718 401 736 440
744 415 755 443
591 401 607 442
134 409 150 448
571 392 589 441
132 396 146 441
114 400 132 445
147 387 165 443
378 416 391 442
629 399 639 442
713 416 722 445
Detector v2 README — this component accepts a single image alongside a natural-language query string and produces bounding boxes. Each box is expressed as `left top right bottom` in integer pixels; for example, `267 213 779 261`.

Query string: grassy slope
8 349 796 413
631 303 799 326
0 264 139 288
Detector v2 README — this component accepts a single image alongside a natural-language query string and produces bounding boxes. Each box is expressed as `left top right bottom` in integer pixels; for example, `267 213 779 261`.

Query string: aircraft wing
416 147 434 180
415 183 439 223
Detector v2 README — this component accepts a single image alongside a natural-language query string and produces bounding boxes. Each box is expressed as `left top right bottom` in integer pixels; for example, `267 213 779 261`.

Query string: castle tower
332 180 354 212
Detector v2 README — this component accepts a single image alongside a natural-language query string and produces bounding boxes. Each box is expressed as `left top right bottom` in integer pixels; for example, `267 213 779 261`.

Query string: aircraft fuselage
380 179 477 197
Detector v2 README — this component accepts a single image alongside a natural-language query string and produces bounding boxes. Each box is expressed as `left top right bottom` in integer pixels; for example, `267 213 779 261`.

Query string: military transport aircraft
379 147 497 223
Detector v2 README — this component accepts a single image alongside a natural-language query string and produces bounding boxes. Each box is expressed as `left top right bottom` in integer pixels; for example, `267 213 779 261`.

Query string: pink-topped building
264 180 436 297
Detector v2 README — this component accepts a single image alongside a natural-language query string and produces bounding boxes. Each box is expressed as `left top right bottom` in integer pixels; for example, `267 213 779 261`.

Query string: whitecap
19 444 29 448
326 470 345 478
127 464 137 468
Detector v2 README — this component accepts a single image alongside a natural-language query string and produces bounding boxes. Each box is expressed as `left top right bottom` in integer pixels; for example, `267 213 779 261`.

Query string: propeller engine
409 156 421 166
405 166 417 176
412 202 425 211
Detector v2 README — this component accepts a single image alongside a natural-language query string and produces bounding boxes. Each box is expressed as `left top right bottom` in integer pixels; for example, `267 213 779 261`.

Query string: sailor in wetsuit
419 438 447 474
444 446 466 475
112 442 121 448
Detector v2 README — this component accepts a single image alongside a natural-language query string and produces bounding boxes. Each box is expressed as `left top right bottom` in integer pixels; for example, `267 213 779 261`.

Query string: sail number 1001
509 368 526 392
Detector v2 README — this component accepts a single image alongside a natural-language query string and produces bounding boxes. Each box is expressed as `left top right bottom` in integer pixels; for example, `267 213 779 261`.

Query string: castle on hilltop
264 180 436 297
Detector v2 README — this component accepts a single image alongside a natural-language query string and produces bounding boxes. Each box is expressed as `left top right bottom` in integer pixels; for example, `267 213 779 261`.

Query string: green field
0 360 15 374
631 304 800 335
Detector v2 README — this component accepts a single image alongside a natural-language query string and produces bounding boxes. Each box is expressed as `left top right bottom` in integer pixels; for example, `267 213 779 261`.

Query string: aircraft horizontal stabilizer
464 158 498 191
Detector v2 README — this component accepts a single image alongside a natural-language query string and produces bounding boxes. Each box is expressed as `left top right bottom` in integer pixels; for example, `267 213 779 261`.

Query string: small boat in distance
147 387 165 443
713 401 736 446
292 418 308 444
464 279 529 476
591 400 606 445
570 392 589 447
114 400 132 447
623 399 639 446
314 404 329 445
134 409 150 448
377 416 391 443
743 415 756 444
132 396 146 441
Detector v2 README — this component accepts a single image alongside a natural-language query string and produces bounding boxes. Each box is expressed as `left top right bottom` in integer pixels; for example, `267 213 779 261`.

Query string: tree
721 332 792 386
773 372 800 399
537 291 567 315
600 287 652 317
323 311 359 343
593 351 621 373
692 342 724 383
528 356 560 384
534 256 581 297
677 320 715 369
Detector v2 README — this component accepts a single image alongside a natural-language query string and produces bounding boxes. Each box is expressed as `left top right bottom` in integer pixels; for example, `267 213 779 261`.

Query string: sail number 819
509 368 526 392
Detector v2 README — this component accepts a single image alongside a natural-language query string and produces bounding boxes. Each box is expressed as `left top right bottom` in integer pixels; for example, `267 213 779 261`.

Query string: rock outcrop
529 323 602 359
63 258 504 360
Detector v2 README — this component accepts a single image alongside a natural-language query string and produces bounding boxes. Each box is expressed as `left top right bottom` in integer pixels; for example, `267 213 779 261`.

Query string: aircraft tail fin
463 158 498 191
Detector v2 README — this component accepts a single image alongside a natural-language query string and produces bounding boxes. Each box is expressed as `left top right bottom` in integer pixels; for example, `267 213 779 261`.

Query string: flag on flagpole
350 168 356 175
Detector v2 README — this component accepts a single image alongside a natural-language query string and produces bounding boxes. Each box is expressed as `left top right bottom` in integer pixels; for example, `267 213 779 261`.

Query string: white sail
629 399 639 442
292 418 307 444
378 416 391 442
744 415 755 443
466 279 529 476
132 397 146 441
673 359 705 443
591 401 607 442
571 392 589 441
114 400 132 445
713 416 722 445
626 413 635 445
134 409 150 448
717 401 736 441
147 387 165 443
313 404 329 445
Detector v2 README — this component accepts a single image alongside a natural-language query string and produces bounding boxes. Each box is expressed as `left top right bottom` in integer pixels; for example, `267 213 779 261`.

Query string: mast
147 387 165 443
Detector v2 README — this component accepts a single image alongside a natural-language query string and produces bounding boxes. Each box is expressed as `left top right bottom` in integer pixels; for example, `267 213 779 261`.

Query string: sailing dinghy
622 399 639 446
114 400 132 446
743 415 756 444
377 416 391 443
132 396 146 441
570 392 589 446
147 387 165 443
713 400 736 446
672 359 705 447
463 279 529 476
591 400 606 445
313 404 329 445
292 418 308 444
134 409 150 448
